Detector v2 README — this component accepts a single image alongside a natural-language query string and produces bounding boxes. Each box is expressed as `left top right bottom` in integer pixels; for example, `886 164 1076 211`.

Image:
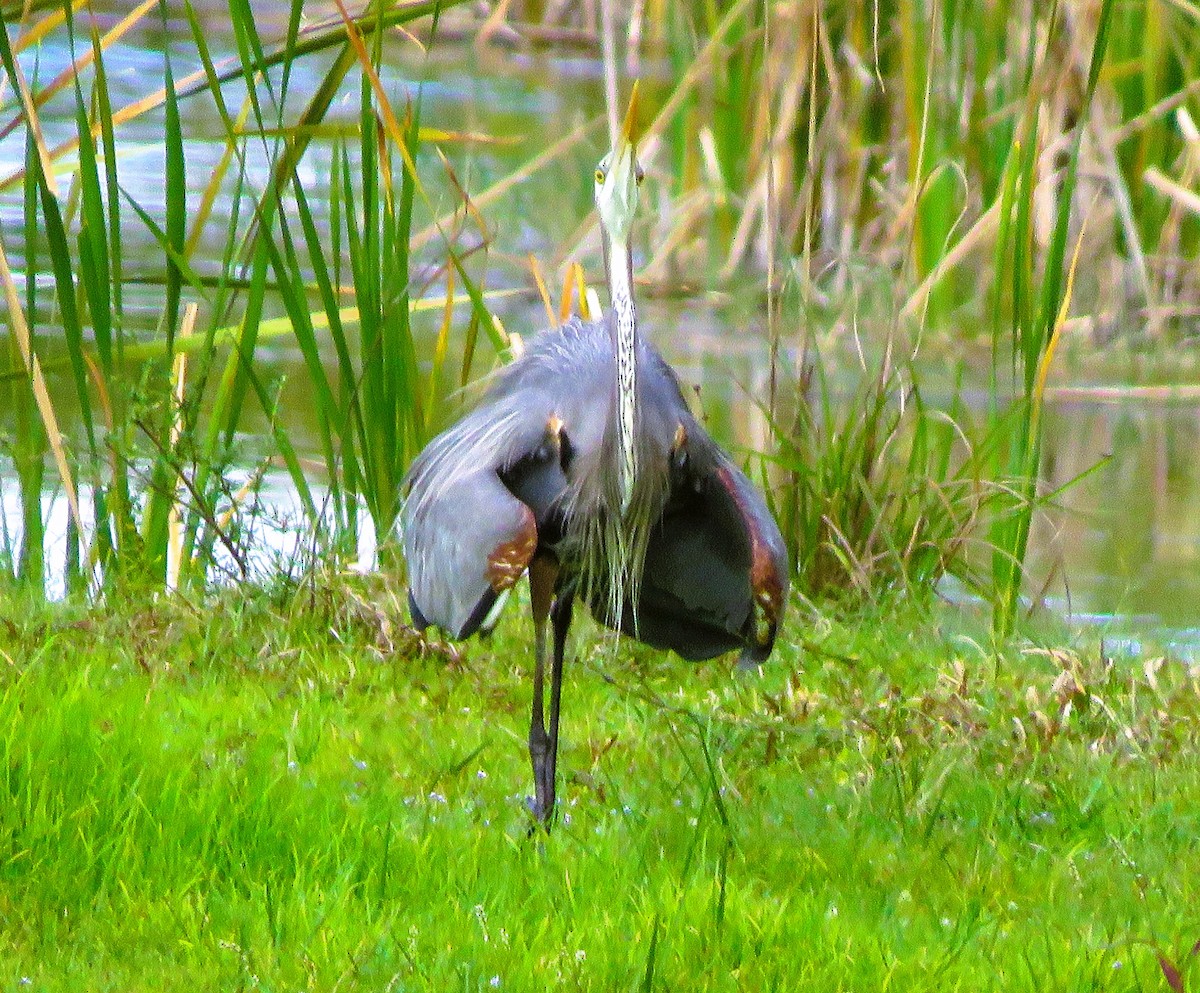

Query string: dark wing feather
600 447 789 664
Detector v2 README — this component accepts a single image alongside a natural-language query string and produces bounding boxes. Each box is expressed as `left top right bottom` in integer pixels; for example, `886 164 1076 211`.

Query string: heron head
594 84 644 245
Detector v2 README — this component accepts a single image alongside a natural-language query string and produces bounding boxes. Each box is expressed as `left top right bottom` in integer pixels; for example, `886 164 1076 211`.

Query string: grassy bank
1 585 1197 989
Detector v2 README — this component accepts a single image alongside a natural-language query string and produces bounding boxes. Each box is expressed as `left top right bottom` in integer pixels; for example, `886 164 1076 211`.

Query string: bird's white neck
608 232 637 515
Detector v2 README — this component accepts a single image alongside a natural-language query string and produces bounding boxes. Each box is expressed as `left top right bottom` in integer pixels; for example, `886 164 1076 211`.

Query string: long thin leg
527 555 558 824
543 589 575 826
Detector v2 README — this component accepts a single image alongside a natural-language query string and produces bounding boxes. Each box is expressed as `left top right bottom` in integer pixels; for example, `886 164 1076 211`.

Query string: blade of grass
67 17 111 374
0 229 88 579
165 304 199 591
161 26 185 348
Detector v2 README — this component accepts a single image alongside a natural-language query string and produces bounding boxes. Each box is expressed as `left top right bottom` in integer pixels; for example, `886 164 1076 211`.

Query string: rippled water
2 4 1200 644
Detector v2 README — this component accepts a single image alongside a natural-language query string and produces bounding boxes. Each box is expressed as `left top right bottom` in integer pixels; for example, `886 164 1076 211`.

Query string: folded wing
404 464 539 639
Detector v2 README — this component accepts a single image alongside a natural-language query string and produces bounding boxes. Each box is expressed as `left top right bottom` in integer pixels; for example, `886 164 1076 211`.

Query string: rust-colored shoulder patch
750 555 785 647
486 505 538 592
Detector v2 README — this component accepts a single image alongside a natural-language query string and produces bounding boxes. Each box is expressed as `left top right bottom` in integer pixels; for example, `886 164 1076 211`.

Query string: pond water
2 3 1200 649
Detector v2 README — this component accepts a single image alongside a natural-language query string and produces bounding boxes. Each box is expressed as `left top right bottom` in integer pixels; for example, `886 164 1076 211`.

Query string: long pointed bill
620 80 640 148
612 82 639 191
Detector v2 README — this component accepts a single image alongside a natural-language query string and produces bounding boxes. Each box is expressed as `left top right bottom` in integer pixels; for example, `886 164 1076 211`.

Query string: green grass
1 585 1198 990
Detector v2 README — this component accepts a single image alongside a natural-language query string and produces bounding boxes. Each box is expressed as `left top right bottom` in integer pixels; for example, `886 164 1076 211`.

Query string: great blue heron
401 89 788 827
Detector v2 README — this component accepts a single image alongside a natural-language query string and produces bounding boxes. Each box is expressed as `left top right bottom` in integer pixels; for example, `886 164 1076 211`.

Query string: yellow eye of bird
595 169 605 184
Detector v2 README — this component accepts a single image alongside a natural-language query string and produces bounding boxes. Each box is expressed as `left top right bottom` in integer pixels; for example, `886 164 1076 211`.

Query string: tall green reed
0 0 485 597
0 10 101 594
987 0 1115 638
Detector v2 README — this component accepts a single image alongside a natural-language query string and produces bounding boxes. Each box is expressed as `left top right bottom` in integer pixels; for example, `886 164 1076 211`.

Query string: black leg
528 612 551 822
542 590 575 827
527 556 558 826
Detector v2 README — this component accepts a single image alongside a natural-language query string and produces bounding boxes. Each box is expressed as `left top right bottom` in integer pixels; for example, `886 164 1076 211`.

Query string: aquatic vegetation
0 0 1195 629
0 0 497 593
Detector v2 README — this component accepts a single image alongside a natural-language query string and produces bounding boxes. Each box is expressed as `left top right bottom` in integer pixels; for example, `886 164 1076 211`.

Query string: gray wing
403 461 539 639
401 323 603 639
402 389 568 639
600 440 789 664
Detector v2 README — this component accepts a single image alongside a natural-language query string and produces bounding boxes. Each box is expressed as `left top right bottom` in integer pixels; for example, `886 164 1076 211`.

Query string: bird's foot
525 764 556 832
525 794 554 836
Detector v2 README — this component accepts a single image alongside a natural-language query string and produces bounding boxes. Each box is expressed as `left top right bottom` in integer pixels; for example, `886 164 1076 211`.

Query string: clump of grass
771 338 990 604
986 0 1116 637
743 0 1127 627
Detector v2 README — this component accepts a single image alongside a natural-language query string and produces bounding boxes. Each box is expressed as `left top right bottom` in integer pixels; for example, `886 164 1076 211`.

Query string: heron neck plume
605 230 638 516
583 223 651 636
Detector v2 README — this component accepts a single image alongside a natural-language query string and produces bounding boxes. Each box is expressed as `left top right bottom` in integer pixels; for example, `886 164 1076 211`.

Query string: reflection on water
2 6 1200 641
1032 398 1200 632
0 469 350 598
